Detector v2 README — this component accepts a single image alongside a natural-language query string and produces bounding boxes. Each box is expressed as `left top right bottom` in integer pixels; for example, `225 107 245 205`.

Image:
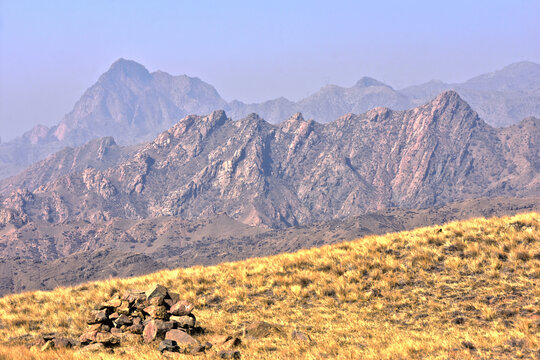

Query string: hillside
0 213 538 359
0 196 538 295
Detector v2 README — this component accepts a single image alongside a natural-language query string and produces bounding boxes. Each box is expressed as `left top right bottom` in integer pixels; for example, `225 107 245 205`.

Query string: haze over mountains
1 59 539 180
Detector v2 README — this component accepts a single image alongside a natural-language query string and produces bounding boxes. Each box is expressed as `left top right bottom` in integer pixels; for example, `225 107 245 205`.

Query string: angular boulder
169 300 194 316
165 329 200 346
145 284 169 301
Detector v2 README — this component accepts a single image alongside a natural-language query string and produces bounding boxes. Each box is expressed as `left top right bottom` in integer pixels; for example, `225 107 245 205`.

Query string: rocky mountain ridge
1 60 538 180
1 91 538 230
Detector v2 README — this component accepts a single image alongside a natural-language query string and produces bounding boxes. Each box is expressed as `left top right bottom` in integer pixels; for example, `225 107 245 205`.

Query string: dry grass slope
0 213 538 359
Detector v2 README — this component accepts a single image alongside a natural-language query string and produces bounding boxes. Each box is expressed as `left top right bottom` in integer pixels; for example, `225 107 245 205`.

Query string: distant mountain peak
101 58 151 82
501 60 539 71
430 90 467 106
354 77 386 88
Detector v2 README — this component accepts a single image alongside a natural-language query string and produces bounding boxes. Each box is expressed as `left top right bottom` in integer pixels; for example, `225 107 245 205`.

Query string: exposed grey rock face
0 59 228 179
1 60 538 181
1 91 537 230
0 137 139 196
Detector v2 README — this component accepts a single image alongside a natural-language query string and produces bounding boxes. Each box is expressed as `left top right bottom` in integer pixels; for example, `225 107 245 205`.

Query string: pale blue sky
1 0 539 141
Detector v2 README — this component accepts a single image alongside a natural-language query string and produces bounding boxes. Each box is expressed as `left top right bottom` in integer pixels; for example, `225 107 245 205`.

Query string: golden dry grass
0 213 538 359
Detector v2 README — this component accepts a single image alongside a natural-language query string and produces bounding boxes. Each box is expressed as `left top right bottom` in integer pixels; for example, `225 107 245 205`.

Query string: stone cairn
29 283 311 358
78 283 241 358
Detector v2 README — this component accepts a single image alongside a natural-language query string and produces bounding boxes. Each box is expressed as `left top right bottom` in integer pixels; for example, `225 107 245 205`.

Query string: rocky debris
25 333 79 352
218 350 241 359
32 283 306 357
165 329 200 346
75 283 210 355
158 339 180 353
239 320 285 339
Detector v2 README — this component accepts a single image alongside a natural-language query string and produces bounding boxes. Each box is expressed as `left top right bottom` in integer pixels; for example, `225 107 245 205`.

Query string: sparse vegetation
0 213 538 359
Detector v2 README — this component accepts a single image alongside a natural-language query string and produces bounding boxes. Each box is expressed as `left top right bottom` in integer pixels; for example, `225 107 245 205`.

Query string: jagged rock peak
280 113 311 133
354 77 386 88
429 90 470 109
288 112 305 122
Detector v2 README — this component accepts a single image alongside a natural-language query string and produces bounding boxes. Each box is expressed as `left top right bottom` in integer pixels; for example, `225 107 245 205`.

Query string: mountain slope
0 196 537 295
0 137 140 196
1 91 538 230
0 213 538 359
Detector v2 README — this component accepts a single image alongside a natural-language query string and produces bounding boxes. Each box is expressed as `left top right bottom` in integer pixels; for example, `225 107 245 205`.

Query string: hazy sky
1 0 539 141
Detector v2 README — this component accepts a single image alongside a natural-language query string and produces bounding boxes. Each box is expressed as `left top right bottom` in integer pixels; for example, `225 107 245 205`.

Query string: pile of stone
79 283 214 355
30 283 313 358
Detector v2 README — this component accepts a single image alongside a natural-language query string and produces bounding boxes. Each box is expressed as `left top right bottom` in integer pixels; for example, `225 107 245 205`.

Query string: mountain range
1 91 538 230
1 59 539 180
0 60 539 296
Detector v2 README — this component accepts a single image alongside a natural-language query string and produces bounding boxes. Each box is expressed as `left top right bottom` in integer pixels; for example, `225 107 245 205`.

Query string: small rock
169 300 194 316
165 329 200 346
218 350 241 359
243 321 284 339
158 339 181 353
291 330 311 342
164 292 180 307
143 319 173 343
128 323 144 334
462 341 476 350
109 312 120 321
190 344 207 354
114 314 132 327
41 333 57 342
144 305 168 319
101 298 122 309
87 310 109 324
117 301 131 315
87 323 102 332
110 328 123 335
82 343 107 352
79 330 98 344
146 284 169 301
452 317 465 325
95 331 119 346
149 296 165 306
170 314 196 328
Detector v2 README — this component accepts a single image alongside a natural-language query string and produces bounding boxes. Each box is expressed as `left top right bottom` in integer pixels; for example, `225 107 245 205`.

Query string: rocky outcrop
0 136 136 196
1 92 538 229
